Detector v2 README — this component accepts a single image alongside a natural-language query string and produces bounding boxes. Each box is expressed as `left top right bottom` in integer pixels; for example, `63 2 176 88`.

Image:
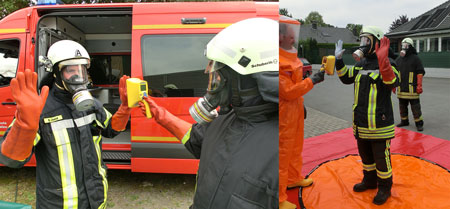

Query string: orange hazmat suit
279 48 314 203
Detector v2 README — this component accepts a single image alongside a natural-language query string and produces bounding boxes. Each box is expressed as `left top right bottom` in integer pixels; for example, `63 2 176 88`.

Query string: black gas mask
189 61 232 124
189 60 278 125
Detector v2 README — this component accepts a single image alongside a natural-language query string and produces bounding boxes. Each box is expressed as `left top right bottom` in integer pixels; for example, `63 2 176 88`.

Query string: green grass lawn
0 167 195 209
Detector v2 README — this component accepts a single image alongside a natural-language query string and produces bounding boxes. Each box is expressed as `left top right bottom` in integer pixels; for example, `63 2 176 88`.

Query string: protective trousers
279 99 306 203
399 98 423 126
357 139 393 191
279 48 314 203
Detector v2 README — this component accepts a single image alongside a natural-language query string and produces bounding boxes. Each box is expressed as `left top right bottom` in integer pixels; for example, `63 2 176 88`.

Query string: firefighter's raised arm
0 69 49 162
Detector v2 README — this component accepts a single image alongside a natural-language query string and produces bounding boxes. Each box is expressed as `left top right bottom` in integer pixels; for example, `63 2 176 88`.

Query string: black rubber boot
353 170 377 192
373 177 392 205
415 121 424 132
396 120 409 127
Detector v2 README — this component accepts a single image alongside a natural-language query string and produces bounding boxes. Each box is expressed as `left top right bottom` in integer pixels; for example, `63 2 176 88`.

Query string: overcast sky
280 0 447 33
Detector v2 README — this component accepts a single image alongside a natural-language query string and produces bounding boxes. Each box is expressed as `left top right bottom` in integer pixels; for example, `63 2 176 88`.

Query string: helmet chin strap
53 72 66 91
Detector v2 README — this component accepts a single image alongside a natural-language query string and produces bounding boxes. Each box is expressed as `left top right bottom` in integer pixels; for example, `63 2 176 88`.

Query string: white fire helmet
205 17 278 75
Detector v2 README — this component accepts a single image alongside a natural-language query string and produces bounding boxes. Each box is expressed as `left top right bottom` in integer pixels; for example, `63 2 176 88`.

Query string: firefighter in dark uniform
395 38 425 131
0 40 131 209
335 26 399 205
139 18 279 209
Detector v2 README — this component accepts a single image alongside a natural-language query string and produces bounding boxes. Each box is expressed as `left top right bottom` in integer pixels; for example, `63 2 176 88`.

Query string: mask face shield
401 42 410 50
359 36 371 47
205 60 226 93
60 64 89 91
60 64 94 111
279 16 300 52
353 34 373 62
400 42 410 57
189 60 230 125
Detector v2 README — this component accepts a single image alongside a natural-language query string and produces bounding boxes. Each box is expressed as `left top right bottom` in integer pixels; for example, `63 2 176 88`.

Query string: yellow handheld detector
320 55 336 75
126 78 152 119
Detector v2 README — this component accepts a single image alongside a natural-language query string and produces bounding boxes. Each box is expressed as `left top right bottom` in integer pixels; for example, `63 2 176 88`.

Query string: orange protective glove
417 74 423 94
139 97 191 140
1 69 49 160
376 37 396 84
111 75 131 131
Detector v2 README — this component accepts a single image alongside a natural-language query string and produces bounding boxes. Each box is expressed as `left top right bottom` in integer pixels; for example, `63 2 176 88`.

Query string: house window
390 41 398 53
442 37 450 52
430 38 439 52
418 39 425 52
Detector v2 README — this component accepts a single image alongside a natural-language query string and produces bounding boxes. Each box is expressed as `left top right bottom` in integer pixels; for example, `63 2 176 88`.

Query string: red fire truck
0 1 278 173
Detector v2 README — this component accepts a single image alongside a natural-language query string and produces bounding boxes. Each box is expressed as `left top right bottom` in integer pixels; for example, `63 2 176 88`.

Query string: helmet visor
60 64 89 85
280 16 300 50
205 60 225 92
402 42 410 50
359 36 371 47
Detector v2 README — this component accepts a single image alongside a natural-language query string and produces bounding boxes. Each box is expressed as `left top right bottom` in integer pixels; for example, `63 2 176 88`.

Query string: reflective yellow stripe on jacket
355 124 395 140
94 108 112 129
397 92 420 99
353 74 362 108
367 83 378 130
79 113 108 209
51 119 78 209
93 135 108 209
409 72 414 93
337 66 348 77
181 128 192 145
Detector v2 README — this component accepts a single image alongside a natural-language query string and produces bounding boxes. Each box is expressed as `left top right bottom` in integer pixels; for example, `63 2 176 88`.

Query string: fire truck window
0 39 20 86
89 55 131 85
141 34 214 97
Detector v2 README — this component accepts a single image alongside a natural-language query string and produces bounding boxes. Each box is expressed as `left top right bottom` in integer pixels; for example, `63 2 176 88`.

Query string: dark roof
299 24 358 44
386 0 450 37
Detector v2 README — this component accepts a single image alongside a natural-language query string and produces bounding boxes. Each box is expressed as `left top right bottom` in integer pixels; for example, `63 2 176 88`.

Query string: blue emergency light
37 0 64 5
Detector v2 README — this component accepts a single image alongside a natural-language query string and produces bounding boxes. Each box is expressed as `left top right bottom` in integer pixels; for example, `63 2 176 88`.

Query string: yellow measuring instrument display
126 78 152 118
320 55 336 75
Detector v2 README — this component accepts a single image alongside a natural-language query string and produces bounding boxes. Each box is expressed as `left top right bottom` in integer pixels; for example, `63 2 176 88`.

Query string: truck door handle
2 102 16 105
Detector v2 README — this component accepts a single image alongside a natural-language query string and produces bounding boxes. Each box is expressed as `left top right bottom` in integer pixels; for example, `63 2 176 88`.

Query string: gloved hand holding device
140 97 191 140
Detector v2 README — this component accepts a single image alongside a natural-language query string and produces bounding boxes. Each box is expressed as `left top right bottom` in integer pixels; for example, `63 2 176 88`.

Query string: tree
279 8 292 18
346 23 363 36
1 0 32 19
390 14 409 32
279 8 304 24
304 11 327 27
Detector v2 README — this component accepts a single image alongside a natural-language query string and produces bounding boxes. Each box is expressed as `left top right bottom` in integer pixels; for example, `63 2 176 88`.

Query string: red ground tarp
287 127 450 209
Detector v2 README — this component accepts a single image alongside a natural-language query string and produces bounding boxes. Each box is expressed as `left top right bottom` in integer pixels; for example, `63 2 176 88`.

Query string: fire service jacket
395 53 425 99
182 102 279 209
336 57 399 140
0 86 119 209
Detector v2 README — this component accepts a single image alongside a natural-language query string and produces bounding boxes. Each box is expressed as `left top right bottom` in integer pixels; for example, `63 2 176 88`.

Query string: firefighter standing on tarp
334 26 400 205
